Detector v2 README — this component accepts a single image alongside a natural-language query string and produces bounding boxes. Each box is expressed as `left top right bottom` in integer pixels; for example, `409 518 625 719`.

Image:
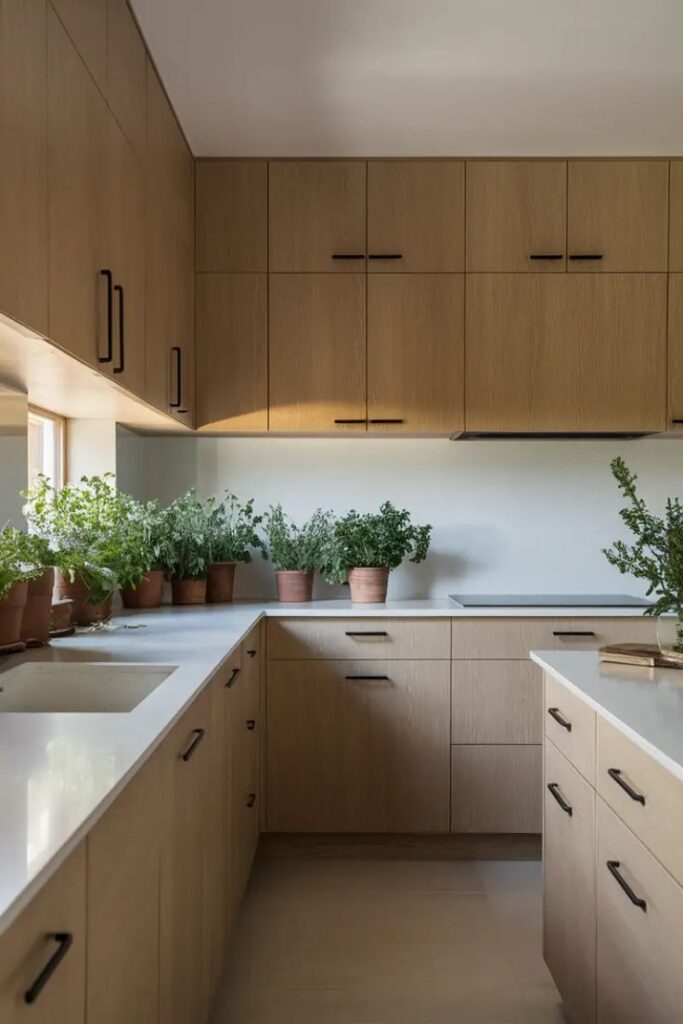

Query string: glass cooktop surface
449 594 652 608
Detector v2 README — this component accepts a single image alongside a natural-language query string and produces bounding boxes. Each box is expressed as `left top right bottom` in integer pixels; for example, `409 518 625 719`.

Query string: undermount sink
0 663 176 713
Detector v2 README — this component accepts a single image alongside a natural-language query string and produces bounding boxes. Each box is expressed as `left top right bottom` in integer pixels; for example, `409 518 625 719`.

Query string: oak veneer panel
367 160 464 272
0 843 86 1022
0 0 48 334
466 161 567 272
367 274 465 433
553 616 657 650
451 744 542 833
544 672 596 785
269 161 366 272
668 274 683 423
228 652 260 912
50 0 107 94
268 618 451 660
269 274 366 432
173 235 195 427
267 659 451 832
451 618 559 660
567 160 668 272
196 160 268 272
543 740 596 1024
146 59 194 250
203 677 227 1000
196 273 267 431
451 660 542 744
669 161 683 271
145 203 175 412
107 0 146 158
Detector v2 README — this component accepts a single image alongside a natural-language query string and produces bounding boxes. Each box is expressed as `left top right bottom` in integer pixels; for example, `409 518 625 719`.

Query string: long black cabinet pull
547 783 573 816
113 283 125 374
672 419 683 425
226 667 241 689
607 861 647 911
368 253 403 260
331 253 365 260
246 793 257 808
369 419 404 425
345 674 390 681
170 346 182 409
180 728 205 762
569 253 603 261
547 707 572 731
345 630 389 637
334 418 366 425
529 253 564 260
24 932 73 1004
607 768 646 805
553 631 597 638
99 269 113 364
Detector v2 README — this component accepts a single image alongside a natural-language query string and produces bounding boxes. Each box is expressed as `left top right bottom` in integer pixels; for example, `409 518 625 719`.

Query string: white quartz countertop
0 598 656 935
531 650 683 782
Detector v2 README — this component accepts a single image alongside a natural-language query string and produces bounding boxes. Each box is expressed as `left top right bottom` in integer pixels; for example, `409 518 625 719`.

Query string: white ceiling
130 0 683 157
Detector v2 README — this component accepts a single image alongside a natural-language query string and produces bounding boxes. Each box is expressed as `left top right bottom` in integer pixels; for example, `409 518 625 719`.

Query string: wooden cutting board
599 642 683 669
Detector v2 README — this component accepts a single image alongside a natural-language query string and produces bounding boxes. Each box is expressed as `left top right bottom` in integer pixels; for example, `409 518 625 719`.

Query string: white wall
0 387 28 528
118 435 683 601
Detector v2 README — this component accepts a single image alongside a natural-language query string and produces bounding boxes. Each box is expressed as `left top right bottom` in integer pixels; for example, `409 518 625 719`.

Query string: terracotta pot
347 567 390 604
171 577 207 605
276 569 313 603
207 562 236 604
0 580 28 647
55 570 113 627
121 570 164 609
21 568 55 646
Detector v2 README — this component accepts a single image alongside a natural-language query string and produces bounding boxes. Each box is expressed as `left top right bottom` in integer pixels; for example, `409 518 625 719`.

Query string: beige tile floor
211 851 566 1024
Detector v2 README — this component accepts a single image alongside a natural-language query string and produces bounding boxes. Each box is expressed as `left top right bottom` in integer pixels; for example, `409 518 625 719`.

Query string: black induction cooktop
449 594 652 608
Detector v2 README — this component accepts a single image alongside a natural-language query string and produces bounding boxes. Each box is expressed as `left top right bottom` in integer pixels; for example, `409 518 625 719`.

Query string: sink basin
0 663 176 713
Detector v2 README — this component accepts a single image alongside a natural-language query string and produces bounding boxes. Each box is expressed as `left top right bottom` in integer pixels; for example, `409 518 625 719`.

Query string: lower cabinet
450 744 542 833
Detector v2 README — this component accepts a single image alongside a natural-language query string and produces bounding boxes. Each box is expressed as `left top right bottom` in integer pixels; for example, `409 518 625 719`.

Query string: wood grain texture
451 660 542 743
173 235 195 428
552 616 657 649
465 273 666 432
259 832 541 861
106 0 146 158
0 843 86 1022
145 59 194 250
50 0 107 93
451 744 542 833
367 274 464 432
267 618 451 660
466 161 567 271
267 659 451 833
567 160 668 272
145 203 175 411
203 676 227 1001
0 0 48 334
196 273 267 430
543 739 596 1024
269 274 366 432
669 161 683 271
269 161 366 272
451 618 559 660
544 672 596 785
668 274 683 423
196 160 267 272
367 160 464 271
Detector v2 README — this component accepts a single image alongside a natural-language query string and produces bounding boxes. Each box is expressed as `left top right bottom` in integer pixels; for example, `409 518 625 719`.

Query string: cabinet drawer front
552 617 657 650
597 717 683 887
596 798 683 1024
242 622 262 661
544 673 596 784
451 618 557 659
268 618 450 660
451 660 542 743
450 744 542 833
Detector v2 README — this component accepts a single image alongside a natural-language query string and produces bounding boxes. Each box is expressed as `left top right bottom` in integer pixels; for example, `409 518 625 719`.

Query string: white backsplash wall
118 436 683 601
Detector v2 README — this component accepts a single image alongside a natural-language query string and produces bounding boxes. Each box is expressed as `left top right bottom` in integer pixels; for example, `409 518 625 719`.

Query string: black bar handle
569 253 603 261
368 253 403 260
113 283 125 374
170 346 182 409
345 674 390 681
180 728 205 762
226 667 241 689
672 419 683 425
345 630 389 637
547 782 573 816
246 719 256 731
368 419 405 425
331 253 365 260
246 793 257 808
529 253 564 260
246 649 257 658
607 768 646 805
607 861 647 911
24 932 73 1005
99 269 113 364
547 706 572 732
334 419 366 425
553 631 597 638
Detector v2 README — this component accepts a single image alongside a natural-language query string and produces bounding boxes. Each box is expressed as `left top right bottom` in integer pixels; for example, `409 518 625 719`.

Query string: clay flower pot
21 567 55 646
276 569 313 603
121 570 164 609
0 580 29 647
172 577 207 605
348 567 390 604
55 569 113 627
207 562 236 604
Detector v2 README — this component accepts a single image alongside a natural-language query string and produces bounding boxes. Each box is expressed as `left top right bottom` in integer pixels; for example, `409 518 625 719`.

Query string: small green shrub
264 505 333 572
323 502 431 584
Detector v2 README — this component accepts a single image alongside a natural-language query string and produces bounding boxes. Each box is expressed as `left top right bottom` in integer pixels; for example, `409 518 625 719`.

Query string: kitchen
1 0 683 1021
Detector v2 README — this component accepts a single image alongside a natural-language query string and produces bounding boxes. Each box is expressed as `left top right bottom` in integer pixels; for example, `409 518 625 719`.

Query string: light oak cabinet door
196 273 268 431
267 660 451 833
269 274 366 432
107 0 146 158
196 160 268 272
0 0 48 334
0 843 86 1022
451 660 541 744
367 274 464 433
146 59 193 251
269 161 366 271
203 676 227 1002
50 0 107 94
228 647 261 915
669 161 683 271
668 274 683 425
544 740 596 1024
173 235 195 427
367 160 464 271
466 161 567 271
567 160 668 272
451 745 542 833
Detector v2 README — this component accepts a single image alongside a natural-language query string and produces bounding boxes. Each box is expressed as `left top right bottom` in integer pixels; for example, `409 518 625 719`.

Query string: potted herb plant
116 495 166 609
19 532 56 646
263 505 333 602
205 492 266 603
0 527 41 648
603 457 683 655
158 489 212 605
323 501 432 603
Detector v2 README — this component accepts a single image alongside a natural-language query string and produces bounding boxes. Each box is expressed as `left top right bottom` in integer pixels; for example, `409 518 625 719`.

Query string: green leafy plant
112 494 166 591
323 501 432 584
157 489 213 581
207 492 267 565
263 505 333 572
0 527 42 600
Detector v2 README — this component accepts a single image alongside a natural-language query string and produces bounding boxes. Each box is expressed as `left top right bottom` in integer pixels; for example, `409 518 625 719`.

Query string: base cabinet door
544 740 596 1024
451 744 541 833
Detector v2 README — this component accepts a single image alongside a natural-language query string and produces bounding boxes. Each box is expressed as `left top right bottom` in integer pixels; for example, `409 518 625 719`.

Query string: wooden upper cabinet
146 59 194 250
668 275 683 426
269 274 366 431
50 0 107 94
107 0 146 158
367 160 464 271
466 274 666 433
0 0 48 334
669 161 683 271
367 274 464 433
269 161 366 271
173 236 195 428
196 160 268 272
567 160 669 271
